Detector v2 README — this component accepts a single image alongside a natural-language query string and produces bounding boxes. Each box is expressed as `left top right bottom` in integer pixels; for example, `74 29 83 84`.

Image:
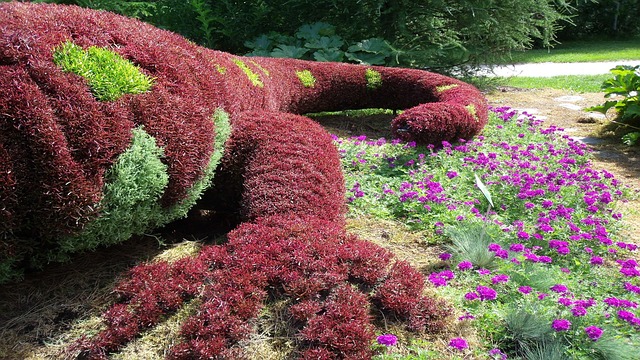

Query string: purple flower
572 306 587 317
510 243 525 252
550 284 569 294
538 256 553 263
439 253 452 261
377 333 398 346
624 282 640 294
617 310 635 322
465 292 480 301
491 274 510 284
457 261 473 271
552 319 571 331
446 171 459 179
518 286 532 295
477 268 492 275
590 256 604 266
458 312 475 321
476 285 498 301
428 273 448 287
558 297 573 307
448 337 469 351
488 243 502 251
584 325 603 341
489 348 507 360
517 231 531 240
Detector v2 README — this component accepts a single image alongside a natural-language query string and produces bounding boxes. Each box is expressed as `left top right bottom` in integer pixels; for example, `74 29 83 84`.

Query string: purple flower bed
339 107 639 358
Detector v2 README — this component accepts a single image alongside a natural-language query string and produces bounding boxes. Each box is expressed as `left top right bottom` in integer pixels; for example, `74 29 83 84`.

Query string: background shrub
38 0 579 69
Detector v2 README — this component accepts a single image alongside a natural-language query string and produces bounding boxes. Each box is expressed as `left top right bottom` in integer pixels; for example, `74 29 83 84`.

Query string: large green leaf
244 34 272 51
296 22 335 40
270 45 308 59
347 38 393 54
474 173 494 209
305 35 344 49
313 49 345 62
345 52 387 65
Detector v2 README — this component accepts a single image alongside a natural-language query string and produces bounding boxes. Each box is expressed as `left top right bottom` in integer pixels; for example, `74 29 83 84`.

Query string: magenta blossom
439 253 452 261
572 306 587 317
491 274 510 284
550 284 569 294
584 325 603 341
476 285 498 301
377 334 398 346
518 286 532 295
552 319 571 331
457 260 473 271
448 337 469 351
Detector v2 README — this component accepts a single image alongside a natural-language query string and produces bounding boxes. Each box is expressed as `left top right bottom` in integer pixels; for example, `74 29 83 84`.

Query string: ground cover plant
0 2 488 359
337 107 640 358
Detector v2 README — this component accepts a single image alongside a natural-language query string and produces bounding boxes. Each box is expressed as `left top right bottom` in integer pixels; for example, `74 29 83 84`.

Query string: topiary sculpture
0 2 488 358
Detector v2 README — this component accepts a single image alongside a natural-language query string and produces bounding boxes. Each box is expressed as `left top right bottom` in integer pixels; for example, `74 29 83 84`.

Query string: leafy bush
557 0 640 40
245 22 399 66
44 0 574 69
587 65 640 123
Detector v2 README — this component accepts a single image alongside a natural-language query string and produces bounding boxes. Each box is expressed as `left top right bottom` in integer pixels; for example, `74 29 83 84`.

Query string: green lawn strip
494 37 640 64
491 74 610 92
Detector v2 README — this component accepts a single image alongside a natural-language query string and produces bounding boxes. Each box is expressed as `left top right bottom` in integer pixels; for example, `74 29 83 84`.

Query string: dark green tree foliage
40 0 578 69
558 0 640 39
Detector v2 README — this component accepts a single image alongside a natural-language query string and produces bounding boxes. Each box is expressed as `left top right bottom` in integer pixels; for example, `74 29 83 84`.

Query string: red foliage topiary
0 2 483 358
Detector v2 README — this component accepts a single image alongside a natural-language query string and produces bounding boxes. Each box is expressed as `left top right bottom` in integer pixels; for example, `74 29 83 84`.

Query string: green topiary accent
250 60 270 77
296 69 316 88
159 108 231 221
56 127 169 257
52 41 154 101
365 68 382 90
214 64 227 74
54 109 231 260
465 104 478 121
436 84 459 93
232 58 264 87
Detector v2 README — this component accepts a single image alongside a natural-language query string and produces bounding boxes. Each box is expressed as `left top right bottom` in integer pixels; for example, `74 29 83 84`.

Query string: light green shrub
55 109 231 260
52 41 154 101
296 69 316 88
365 68 382 89
232 58 264 87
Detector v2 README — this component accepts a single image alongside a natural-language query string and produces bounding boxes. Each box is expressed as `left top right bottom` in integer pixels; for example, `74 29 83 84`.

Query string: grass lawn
496 37 640 64
473 74 611 93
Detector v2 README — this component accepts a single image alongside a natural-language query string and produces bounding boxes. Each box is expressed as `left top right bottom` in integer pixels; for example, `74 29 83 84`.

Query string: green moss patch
232 58 264 87
250 60 270 77
296 69 316 88
52 41 154 101
465 104 478 121
436 84 459 93
214 64 227 74
365 68 382 90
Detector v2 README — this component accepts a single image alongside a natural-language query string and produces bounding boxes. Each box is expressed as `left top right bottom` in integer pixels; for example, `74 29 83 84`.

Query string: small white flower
628 91 638 97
